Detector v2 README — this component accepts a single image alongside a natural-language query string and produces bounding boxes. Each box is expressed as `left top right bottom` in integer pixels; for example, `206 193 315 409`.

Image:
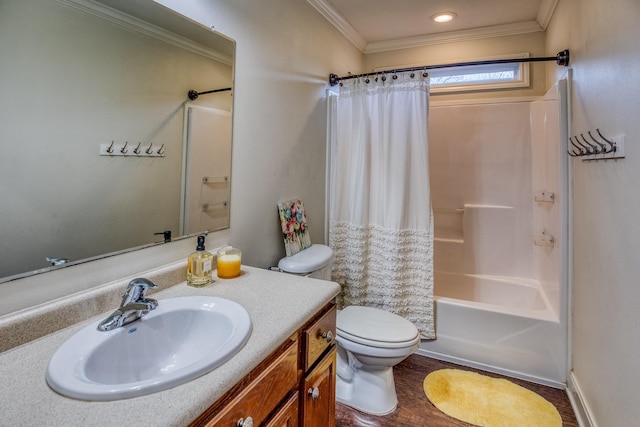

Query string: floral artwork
278 199 312 257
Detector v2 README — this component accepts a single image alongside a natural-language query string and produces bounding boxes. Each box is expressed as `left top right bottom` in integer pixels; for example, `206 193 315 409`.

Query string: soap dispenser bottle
187 234 213 287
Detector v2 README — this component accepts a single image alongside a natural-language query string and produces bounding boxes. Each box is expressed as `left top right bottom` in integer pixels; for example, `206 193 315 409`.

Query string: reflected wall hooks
99 141 166 157
568 129 625 161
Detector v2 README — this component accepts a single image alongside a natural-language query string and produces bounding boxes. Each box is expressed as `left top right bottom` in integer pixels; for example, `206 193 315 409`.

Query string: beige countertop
0 265 341 426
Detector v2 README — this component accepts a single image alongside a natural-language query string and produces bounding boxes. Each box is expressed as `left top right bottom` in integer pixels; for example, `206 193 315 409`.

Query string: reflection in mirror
0 0 235 282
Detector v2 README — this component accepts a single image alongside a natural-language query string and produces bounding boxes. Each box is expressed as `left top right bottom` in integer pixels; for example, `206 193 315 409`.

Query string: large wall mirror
0 0 235 282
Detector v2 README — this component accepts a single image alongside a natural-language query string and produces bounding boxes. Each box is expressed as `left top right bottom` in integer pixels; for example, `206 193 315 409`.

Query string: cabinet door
198 339 299 427
266 393 298 427
301 346 336 427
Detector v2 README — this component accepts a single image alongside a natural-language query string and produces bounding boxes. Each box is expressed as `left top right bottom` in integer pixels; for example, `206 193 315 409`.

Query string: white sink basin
46 296 252 401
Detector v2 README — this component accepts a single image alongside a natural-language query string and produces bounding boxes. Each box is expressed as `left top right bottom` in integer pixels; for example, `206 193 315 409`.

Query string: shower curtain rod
187 87 232 100
328 49 570 86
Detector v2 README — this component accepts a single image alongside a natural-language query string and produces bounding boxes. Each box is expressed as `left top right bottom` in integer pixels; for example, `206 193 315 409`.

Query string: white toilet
278 244 420 415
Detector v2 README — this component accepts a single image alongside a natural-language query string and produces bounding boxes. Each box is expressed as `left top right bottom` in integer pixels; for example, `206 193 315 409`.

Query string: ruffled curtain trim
330 216 435 339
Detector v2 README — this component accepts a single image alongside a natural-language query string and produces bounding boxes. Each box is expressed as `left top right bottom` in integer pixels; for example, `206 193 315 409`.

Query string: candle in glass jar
217 247 241 278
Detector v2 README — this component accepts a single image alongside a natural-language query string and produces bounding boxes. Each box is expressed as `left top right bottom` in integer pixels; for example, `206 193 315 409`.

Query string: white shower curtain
328 72 435 338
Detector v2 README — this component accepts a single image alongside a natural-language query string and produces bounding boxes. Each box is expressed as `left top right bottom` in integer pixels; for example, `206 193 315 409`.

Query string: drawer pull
307 386 320 401
321 330 333 343
237 417 253 427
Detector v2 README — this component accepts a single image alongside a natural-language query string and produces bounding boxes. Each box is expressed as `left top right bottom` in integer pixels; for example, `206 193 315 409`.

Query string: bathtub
419 272 567 387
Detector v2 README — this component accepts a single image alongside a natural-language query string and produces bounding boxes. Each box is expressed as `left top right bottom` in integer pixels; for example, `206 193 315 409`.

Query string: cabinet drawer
302 305 336 370
265 393 298 427
202 339 299 427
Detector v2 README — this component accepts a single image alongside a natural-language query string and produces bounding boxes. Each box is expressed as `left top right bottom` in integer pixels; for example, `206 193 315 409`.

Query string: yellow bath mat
423 369 562 427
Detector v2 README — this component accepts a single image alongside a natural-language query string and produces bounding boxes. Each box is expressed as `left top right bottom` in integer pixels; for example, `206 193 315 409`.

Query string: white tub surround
426 81 569 387
421 272 565 388
0 265 340 426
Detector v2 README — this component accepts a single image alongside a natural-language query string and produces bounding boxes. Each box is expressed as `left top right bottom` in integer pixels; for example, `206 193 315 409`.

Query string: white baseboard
566 371 598 427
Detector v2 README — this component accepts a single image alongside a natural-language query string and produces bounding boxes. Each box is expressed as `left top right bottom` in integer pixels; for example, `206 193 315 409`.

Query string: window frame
374 53 531 94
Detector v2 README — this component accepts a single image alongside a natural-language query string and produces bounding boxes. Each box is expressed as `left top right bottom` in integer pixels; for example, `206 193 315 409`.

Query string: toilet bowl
278 244 420 415
335 305 420 415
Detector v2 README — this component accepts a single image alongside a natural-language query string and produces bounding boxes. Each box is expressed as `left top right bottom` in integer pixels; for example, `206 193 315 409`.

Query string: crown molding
308 0 553 54
306 0 367 52
536 0 560 30
365 21 543 54
58 0 233 65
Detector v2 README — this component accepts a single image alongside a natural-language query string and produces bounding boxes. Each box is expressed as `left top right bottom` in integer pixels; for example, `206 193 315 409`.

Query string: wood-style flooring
335 354 579 427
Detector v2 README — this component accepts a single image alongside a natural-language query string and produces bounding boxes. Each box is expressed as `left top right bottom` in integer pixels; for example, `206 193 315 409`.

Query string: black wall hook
568 129 624 161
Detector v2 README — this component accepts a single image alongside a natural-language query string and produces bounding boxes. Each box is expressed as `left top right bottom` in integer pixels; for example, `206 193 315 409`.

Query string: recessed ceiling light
431 12 456 23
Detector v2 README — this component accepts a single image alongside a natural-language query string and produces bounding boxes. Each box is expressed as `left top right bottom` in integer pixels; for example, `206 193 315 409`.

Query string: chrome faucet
46 256 70 266
97 278 158 331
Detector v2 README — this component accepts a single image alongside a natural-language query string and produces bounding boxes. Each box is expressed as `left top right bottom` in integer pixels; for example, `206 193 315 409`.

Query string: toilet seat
277 244 333 274
336 333 419 359
337 306 420 349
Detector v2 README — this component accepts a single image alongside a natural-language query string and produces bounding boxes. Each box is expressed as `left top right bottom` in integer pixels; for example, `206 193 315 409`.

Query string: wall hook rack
99 141 165 157
568 129 625 161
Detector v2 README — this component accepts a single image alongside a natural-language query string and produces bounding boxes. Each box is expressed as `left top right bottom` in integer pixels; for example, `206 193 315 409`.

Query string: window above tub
375 53 530 94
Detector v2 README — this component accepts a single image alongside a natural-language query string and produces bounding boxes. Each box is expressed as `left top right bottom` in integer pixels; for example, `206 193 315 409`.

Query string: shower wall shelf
534 190 555 203
534 230 555 248
568 129 625 161
203 176 229 184
99 141 165 157
202 201 229 212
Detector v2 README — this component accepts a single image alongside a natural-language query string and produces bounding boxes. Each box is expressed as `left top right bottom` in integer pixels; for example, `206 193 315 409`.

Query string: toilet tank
278 244 333 280
308 264 332 281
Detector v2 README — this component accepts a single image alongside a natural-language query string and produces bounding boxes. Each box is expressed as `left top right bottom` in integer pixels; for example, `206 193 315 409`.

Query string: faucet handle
121 278 158 305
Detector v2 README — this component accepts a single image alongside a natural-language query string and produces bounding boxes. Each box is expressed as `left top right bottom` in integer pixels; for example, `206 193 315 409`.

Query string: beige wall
546 0 640 425
363 32 548 102
158 0 363 268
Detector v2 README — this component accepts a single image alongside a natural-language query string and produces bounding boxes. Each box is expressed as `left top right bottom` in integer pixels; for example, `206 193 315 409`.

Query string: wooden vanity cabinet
299 303 337 427
190 301 336 427
264 394 298 427
193 336 299 427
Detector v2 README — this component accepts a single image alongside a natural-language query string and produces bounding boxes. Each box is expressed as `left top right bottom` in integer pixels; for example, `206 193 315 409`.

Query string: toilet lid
278 244 333 274
337 306 419 346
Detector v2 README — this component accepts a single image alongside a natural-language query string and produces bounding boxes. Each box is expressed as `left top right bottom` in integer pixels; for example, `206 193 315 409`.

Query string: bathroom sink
46 296 252 401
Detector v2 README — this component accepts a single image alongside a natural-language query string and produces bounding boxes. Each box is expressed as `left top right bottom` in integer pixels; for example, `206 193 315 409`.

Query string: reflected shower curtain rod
187 87 232 100
328 49 570 86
